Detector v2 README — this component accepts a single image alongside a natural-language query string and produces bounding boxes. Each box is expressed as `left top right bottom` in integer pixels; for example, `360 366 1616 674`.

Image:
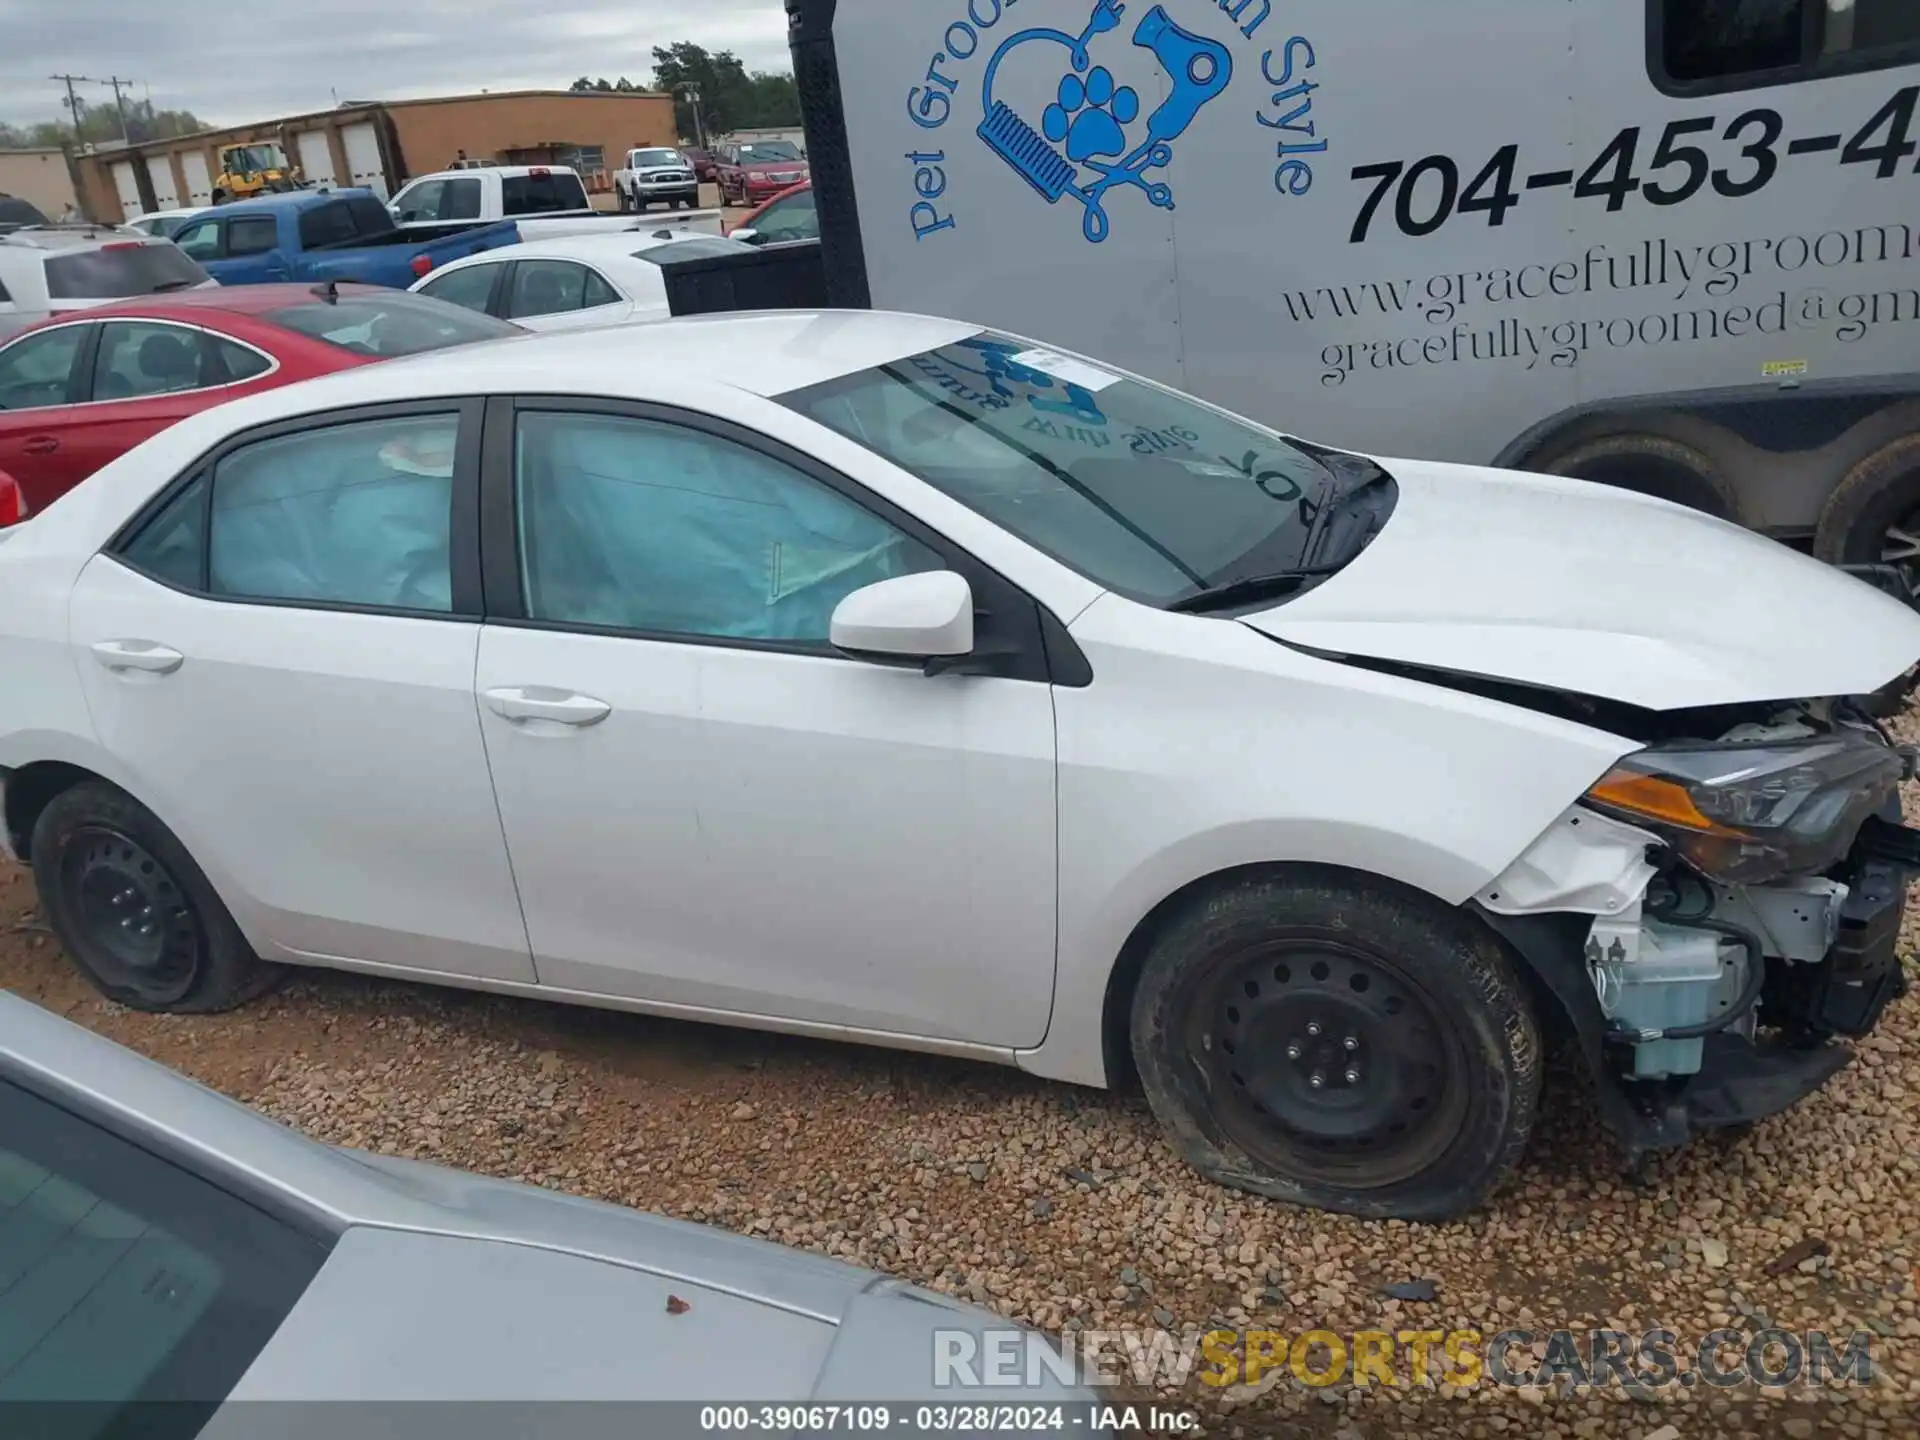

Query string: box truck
791 0 1920 585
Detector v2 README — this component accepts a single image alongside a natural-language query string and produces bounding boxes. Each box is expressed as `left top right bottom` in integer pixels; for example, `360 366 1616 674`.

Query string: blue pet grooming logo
977 0 1228 242
904 0 1324 245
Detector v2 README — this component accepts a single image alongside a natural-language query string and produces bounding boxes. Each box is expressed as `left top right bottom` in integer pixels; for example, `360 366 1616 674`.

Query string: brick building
75 89 679 222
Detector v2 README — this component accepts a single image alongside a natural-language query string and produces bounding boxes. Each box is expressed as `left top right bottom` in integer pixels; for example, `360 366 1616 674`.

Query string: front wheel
1130 869 1540 1221
30 782 282 1013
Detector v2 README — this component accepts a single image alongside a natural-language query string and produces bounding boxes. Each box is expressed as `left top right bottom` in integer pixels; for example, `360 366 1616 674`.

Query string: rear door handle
23 436 58 455
91 640 185 675
483 686 611 727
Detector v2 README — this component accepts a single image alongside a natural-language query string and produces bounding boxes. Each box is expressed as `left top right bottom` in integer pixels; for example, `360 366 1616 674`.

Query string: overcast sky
0 0 793 129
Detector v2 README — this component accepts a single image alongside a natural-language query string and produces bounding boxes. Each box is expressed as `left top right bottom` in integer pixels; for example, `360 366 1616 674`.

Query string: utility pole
680 85 706 149
48 74 91 145
105 76 140 142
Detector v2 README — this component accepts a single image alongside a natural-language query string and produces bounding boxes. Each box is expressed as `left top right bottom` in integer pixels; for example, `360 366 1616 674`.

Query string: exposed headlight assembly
1584 733 1902 884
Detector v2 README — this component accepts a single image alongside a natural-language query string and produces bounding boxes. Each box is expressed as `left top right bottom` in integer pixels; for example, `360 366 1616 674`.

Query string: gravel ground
4 724 1920 1436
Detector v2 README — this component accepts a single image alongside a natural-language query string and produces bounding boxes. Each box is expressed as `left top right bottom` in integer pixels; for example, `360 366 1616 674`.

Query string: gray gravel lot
4 720 1918 1437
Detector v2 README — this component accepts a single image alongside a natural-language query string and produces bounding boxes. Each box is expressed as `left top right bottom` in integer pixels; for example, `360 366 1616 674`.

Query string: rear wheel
1130 870 1540 1220
30 783 281 1013
1814 435 1920 601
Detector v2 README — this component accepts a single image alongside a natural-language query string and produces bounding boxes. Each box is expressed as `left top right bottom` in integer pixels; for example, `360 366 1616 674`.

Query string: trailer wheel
1814 434 1920 600
1533 433 1739 521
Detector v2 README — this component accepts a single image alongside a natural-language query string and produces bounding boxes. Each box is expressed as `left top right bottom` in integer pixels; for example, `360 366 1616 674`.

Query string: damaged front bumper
1474 805 1913 1161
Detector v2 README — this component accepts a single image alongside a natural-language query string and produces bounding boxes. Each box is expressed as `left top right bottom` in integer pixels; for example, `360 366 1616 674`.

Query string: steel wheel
1183 939 1471 1190
58 825 203 1007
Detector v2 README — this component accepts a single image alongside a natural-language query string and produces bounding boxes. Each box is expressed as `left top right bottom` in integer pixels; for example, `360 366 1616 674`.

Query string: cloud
0 0 792 127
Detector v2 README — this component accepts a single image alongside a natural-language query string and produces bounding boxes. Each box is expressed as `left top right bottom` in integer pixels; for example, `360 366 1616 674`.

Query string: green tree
0 101 206 149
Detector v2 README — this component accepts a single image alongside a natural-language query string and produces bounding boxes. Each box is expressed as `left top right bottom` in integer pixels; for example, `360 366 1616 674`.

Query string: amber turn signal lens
1585 768 1738 835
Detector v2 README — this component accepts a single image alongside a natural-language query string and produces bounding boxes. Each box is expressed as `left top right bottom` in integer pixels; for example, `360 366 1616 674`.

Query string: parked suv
0 194 50 234
715 141 809 207
0 228 214 341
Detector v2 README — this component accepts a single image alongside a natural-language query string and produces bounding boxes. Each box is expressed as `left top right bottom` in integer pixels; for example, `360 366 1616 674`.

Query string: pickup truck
612 148 700 213
388 165 723 241
171 189 519 289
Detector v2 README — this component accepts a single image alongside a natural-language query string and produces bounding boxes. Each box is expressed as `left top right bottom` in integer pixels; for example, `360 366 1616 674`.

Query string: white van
791 0 1920 583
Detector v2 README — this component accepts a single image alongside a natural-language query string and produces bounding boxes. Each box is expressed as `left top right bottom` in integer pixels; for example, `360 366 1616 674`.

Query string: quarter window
513 410 939 642
0 327 86 411
1655 0 1920 89
206 413 461 612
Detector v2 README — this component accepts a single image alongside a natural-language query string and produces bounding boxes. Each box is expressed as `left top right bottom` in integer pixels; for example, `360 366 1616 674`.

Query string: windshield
738 142 802 163
227 146 284 173
267 292 519 357
45 243 210 299
633 149 683 167
781 333 1374 606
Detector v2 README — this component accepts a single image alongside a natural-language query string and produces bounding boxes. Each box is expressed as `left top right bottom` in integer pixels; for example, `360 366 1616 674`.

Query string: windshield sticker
1008 347 1122 392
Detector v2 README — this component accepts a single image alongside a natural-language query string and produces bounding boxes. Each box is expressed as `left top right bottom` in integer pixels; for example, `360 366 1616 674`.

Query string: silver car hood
1241 457 1920 711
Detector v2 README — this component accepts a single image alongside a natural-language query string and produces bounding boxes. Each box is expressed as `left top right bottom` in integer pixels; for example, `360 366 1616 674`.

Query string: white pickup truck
389 165 722 241
613 147 703 213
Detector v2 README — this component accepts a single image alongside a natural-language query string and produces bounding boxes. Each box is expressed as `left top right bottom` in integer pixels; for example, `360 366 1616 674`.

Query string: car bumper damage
1472 700 1915 1160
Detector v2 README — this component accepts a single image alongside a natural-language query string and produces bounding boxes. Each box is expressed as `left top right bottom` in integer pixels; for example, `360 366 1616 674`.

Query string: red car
728 181 819 246
715 140 811 207
0 284 516 522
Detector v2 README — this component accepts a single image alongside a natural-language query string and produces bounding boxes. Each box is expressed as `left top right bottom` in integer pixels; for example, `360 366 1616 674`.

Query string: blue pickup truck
169 188 520 289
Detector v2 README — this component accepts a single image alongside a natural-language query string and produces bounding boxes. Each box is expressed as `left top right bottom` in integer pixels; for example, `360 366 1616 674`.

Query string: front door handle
483 686 612 727
91 640 185 675
23 436 58 455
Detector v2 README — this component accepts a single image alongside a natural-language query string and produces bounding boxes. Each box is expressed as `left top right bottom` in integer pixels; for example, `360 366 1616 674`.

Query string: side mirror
830 571 973 664
728 226 763 245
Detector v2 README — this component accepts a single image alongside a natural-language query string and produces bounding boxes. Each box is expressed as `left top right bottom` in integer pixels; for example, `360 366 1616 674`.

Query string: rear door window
91 322 271 402
43 244 210 300
0 1079 328 1423
505 260 593 318
226 217 278 258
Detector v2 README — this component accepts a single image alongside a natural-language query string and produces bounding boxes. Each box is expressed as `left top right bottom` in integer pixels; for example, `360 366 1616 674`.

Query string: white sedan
3 312 1918 1221
407 230 755 332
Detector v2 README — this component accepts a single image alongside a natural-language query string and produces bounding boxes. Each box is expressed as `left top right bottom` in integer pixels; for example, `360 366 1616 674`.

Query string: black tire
616 186 631 214
1814 434 1920 601
1130 869 1540 1221
1535 433 1739 521
31 782 282 1014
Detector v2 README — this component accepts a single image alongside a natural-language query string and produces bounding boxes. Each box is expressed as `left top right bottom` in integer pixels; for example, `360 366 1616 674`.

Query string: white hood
1242 458 1920 711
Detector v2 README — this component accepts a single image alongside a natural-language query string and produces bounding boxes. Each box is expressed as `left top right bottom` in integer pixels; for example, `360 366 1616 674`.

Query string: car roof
203 310 981 418
411 165 580 182
448 229 735 264
0 226 156 254
219 187 375 212
56 282 391 322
